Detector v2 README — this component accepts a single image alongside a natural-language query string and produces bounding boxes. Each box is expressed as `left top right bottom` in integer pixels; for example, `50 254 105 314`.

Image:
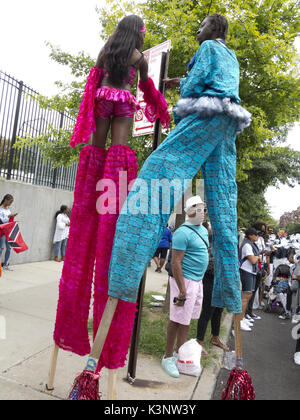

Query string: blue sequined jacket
174 40 251 133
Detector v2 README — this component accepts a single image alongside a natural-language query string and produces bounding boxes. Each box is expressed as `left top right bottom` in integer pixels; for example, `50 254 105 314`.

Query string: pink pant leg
53 145 107 356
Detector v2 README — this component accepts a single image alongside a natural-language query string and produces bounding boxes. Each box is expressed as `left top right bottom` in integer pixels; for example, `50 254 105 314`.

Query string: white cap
184 195 203 213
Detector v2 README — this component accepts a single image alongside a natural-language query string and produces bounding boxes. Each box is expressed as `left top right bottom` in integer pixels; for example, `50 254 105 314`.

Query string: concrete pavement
212 309 300 400
0 261 232 400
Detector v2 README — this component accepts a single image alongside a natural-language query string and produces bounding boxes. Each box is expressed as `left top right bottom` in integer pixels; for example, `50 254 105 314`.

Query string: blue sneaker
161 356 180 378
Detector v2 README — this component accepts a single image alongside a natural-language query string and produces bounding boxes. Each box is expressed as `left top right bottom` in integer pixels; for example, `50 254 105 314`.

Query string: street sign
132 40 171 137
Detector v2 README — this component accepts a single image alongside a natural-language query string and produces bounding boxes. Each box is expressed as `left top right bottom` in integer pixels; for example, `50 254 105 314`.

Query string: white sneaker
294 352 300 366
240 320 252 331
292 314 300 324
245 315 255 323
3 265 13 271
243 317 254 327
250 313 261 320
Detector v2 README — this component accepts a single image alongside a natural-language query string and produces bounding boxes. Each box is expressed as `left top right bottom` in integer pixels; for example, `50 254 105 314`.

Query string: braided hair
208 14 228 40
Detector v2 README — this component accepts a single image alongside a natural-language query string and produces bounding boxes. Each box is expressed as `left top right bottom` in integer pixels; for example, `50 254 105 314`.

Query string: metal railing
0 71 77 191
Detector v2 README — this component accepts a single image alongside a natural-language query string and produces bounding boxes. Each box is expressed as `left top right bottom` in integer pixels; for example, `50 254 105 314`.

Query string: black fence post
7 80 23 180
52 112 64 189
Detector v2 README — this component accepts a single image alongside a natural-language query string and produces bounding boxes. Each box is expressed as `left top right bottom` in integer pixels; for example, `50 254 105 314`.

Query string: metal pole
52 112 64 189
127 50 170 384
7 80 23 180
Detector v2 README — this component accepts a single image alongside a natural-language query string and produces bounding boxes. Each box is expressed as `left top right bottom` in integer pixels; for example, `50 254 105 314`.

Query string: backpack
239 238 259 273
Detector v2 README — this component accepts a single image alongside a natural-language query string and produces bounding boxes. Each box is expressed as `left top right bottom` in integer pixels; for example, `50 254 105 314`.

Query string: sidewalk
0 261 232 400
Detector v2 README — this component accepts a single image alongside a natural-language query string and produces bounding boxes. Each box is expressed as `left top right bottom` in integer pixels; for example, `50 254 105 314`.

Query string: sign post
127 42 171 385
132 40 171 138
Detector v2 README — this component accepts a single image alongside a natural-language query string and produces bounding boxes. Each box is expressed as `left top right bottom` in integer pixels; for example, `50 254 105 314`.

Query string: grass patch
88 291 227 369
139 291 223 368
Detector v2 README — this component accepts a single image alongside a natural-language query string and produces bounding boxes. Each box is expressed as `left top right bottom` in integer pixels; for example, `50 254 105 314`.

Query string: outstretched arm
138 55 149 82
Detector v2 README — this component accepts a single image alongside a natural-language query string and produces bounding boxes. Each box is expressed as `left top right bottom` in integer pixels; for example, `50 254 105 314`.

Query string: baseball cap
184 195 204 213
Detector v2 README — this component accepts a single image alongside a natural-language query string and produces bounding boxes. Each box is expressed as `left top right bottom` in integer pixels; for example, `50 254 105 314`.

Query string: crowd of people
157 199 300 378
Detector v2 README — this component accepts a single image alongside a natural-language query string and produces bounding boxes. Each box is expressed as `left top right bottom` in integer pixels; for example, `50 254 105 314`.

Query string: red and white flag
0 222 28 254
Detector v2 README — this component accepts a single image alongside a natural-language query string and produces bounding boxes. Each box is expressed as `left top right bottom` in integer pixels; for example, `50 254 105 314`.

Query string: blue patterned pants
108 113 242 313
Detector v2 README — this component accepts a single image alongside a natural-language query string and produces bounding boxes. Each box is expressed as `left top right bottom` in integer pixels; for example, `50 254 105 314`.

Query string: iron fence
0 71 77 191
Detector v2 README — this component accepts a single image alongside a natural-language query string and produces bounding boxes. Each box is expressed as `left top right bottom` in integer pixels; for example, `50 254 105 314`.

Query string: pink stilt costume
53 63 170 368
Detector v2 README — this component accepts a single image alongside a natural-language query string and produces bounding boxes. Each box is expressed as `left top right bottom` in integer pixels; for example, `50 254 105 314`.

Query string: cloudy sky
1 0 299 221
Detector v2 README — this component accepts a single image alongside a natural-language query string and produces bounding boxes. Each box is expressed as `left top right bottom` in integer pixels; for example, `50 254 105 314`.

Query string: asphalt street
213 310 300 400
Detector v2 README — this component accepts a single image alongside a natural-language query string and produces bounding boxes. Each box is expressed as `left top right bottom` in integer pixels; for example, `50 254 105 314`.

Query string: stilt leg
46 344 59 391
107 370 117 400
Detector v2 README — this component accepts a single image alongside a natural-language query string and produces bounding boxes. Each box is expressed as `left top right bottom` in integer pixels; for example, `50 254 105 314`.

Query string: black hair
208 14 228 40
55 205 68 219
0 194 13 206
96 15 145 86
245 227 259 238
252 221 267 232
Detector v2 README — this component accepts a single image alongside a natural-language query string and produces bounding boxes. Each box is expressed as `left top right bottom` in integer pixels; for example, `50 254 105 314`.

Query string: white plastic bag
176 339 202 377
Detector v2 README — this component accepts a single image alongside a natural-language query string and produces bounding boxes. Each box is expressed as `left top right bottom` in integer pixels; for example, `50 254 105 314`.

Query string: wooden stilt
107 370 117 400
234 314 243 359
90 297 119 360
46 344 59 391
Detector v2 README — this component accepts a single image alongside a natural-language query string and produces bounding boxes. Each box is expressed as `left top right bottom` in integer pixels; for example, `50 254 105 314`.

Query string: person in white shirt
53 205 70 262
239 228 262 331
246 222 267 315
0 194 18 270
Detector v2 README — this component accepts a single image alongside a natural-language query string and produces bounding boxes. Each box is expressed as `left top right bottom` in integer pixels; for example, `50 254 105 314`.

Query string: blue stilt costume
108 39 251 314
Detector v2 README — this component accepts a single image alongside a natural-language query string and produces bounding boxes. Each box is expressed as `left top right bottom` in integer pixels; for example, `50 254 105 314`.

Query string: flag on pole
0 222 28 254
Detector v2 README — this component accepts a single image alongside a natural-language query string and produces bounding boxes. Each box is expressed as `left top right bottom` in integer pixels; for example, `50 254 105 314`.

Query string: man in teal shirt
162 196 209 378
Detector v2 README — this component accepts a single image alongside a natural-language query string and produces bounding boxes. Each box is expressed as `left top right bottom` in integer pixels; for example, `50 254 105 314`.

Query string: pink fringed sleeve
138 77 170 129
69 67 103 148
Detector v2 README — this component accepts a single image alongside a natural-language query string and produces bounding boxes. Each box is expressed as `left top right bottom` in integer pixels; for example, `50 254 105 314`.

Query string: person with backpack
239 227 262 331
161 196 209 378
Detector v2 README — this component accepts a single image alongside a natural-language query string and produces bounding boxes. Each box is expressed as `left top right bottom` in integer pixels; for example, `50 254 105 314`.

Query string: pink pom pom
221 368 255 400
68 370 101 400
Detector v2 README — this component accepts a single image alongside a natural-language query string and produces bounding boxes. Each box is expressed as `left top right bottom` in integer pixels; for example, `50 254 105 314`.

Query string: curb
191 312 233 400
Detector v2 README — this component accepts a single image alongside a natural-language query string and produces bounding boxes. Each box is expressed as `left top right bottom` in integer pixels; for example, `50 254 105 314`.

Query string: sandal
210 338 230 352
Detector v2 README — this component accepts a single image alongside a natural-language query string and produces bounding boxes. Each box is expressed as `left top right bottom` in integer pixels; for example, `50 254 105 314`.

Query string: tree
15 0 300 222
286 222 300 235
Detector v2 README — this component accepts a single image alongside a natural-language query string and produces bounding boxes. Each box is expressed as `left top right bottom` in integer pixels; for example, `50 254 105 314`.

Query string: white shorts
169 276 203 326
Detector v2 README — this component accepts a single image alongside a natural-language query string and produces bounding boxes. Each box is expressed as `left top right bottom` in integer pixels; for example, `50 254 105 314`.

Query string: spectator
293 254 300 365
239 227 262 331
53 205 70 262
196 225 229 356
161 196 209 378
246 221 267 317
258 233 271 308
153 225 172 273
0 194 18 271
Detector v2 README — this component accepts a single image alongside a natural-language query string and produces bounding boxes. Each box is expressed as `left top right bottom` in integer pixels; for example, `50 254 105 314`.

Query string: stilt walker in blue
108 14 251 314
84 14 252 380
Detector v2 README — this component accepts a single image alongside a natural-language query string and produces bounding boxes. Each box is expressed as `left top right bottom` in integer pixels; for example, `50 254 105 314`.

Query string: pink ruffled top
95 86 141 110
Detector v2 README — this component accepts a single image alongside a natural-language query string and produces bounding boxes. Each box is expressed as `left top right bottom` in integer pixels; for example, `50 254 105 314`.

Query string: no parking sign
132 40 171 137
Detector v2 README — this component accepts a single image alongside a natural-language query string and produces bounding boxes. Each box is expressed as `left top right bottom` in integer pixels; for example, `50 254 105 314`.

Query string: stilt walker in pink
50 14 170 389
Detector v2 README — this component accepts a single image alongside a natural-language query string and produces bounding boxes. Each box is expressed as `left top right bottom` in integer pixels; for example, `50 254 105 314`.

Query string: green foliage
286 222 300 235
17 0 300 222
14 127 83 168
